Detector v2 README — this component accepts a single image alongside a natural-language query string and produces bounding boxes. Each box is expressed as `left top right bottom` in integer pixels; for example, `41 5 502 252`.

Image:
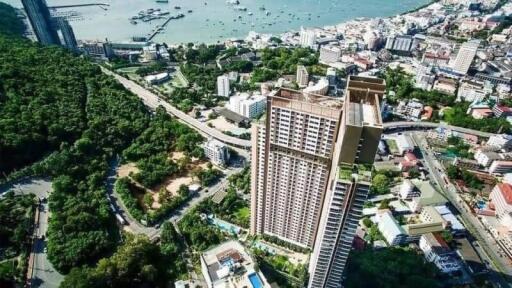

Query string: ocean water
6 0 429 44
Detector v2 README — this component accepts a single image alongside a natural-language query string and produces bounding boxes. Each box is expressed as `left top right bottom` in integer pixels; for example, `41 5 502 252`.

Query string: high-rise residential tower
250 76 385 286
217 75 230 97
56 18 78 51
308 76 385 288
21 0 60 45
451 40 480 75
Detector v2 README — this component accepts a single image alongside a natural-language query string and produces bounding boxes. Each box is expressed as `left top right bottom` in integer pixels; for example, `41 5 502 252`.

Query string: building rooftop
338 163 373 183
271 88 343 119
497 183 512 204
201 240 270 288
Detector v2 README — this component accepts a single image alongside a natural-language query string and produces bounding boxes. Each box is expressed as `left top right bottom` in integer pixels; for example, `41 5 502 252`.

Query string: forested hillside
0 2 24 36
0 14 153 274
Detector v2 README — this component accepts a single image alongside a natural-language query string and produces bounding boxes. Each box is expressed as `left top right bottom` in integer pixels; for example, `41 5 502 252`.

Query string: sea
5 0 430 44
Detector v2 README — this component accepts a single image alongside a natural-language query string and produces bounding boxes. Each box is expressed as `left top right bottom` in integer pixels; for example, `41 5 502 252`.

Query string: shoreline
162 0 437 46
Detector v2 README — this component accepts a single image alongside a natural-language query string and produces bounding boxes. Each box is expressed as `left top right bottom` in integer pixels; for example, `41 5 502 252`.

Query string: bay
6 0 429 44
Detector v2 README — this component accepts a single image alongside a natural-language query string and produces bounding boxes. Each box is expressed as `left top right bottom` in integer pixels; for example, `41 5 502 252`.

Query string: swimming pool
248 272 263 288
210 217 241 234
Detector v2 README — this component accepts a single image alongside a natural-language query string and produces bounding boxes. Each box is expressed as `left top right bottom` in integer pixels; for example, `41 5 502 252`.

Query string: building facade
203 138 230 166
22 0 60 45
249 76 385 288
296 65 309 88
217 75 230 97
451 40 480 75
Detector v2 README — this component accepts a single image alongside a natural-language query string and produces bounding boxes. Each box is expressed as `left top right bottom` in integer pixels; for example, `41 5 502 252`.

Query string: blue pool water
210 217 241 234
477 200 486 209
248 273 263 288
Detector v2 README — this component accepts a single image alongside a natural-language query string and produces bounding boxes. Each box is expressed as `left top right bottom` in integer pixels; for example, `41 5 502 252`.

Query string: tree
372 174 391 195
345 248 441 288
61 235 174 288
378 199 391 210
178 184 189 198
0 3 25 36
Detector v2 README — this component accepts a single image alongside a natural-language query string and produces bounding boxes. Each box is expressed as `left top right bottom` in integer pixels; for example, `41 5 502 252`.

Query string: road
410 132 512 288
107 158 244 240
101 67 496 151
1 179 64 288
383 121 495 138
100 67 252 149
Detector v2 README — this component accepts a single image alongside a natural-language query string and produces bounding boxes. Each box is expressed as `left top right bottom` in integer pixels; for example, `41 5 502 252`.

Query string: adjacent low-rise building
420 233 461 273
490 183 512 228
227 93 266 119
203 138 230 166
377 211 408 246
144 72 170 85
200 240 270 288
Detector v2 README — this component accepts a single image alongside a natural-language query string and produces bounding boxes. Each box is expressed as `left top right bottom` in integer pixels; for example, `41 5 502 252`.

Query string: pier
49 3 110 11
146 14 183 41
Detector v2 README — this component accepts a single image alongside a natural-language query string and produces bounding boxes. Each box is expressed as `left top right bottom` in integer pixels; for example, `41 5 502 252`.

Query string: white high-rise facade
296 65 310 88
300 26 317 49
251 76 386 287
217 75 230 97
451 40 480 75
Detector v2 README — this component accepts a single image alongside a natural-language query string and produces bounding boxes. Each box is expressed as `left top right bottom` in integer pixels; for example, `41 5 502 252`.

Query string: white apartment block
203 138 230 166
377 211 408 246
490 161 512 175
419 233 461 273
457 80 486 102
400 179 420 200
227 93 266 119
299 26 316 49
491 183 512 229
217 75 230 97
296 65 309 88
319 45 342 64
487 134 512 150
451 40 480 75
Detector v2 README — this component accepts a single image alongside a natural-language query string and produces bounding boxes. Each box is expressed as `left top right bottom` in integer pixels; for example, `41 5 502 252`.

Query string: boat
259 6 265 11
156 0 168 3
130 20 138 24
174 6 181 9
266 11 271 16
188 10 193 13
248 12 253 16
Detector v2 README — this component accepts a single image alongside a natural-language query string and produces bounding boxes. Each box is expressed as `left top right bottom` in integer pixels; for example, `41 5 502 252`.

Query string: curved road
101 68 496 150
100 67 252 149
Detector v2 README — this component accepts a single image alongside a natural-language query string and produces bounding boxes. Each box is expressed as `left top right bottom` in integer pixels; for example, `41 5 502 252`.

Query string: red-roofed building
490 183 512 228
404 152 418 162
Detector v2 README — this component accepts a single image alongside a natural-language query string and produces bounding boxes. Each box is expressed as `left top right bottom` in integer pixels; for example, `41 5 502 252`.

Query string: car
44 247 48 253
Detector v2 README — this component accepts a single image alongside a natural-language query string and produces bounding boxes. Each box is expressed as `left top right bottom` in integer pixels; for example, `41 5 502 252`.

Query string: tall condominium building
250 76 385 287
251 76 384 252
308 77 385 287
217 75 230 97
299 26 316 49
56 18 78 51
21 0 60 45
451 40 480 75
296 65 309 88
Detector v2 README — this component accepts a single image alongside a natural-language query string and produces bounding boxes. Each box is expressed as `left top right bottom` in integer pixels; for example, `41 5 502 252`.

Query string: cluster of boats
129 7 191 25
130 8 170 24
